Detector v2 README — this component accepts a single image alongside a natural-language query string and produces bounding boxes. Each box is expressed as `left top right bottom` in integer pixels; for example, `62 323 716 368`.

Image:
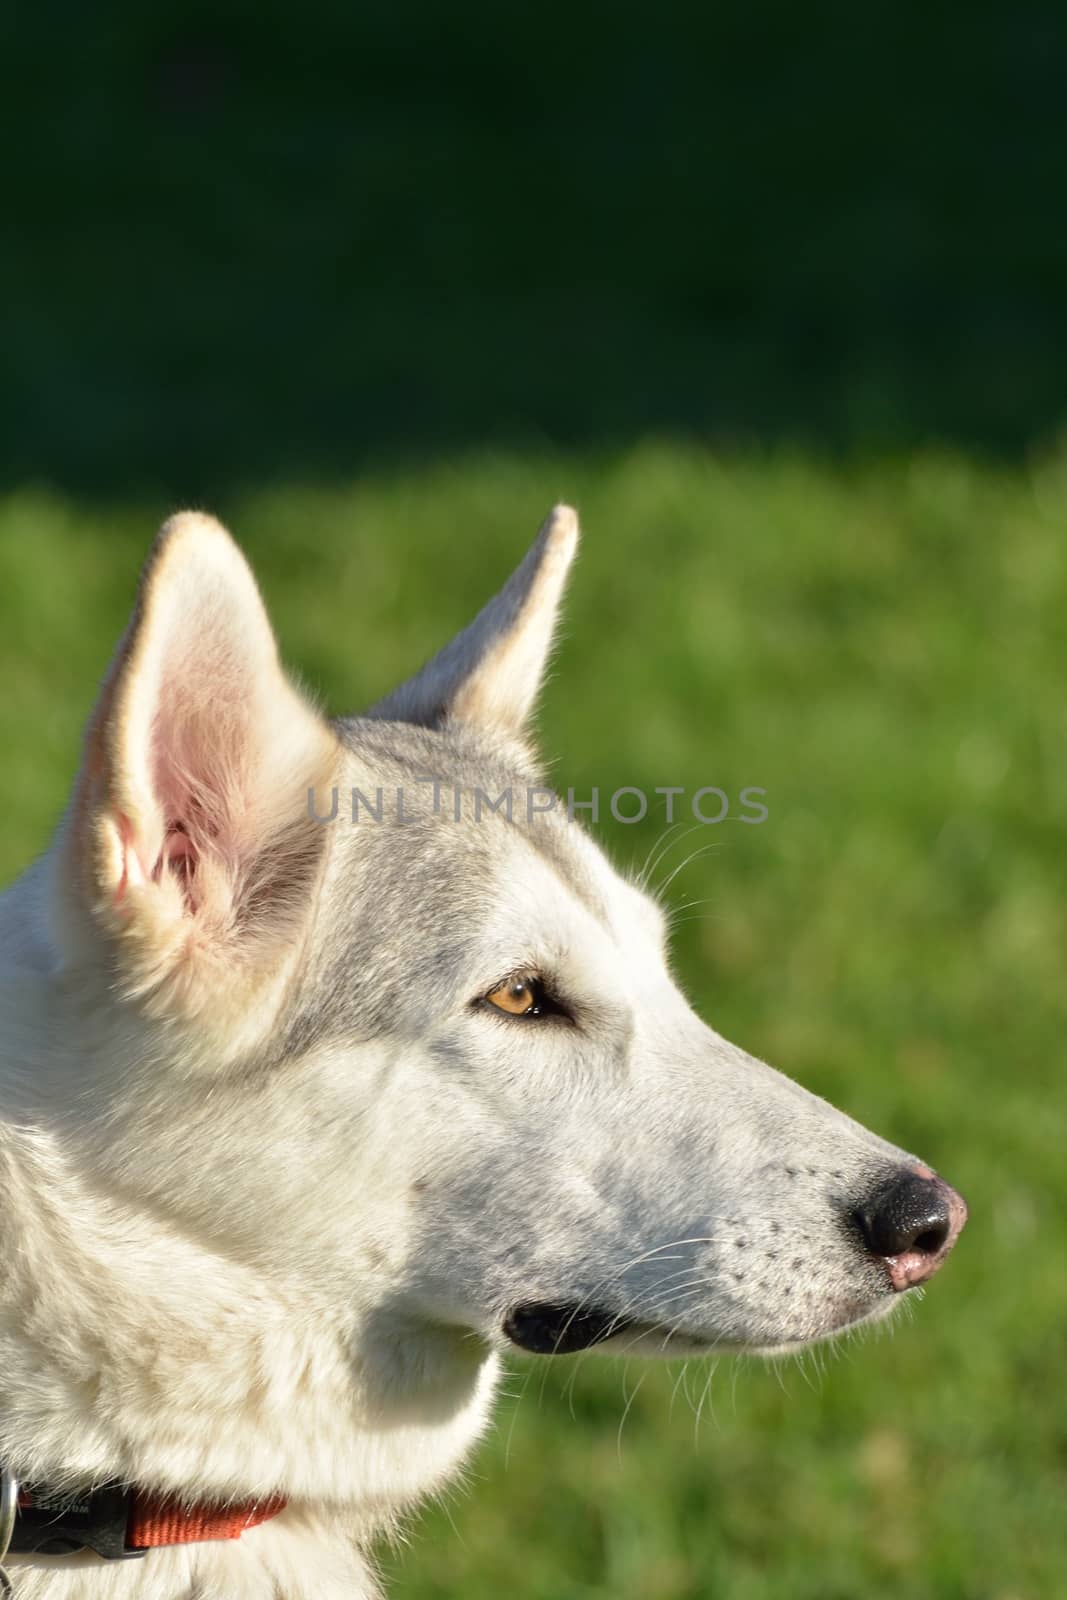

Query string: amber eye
485 974 545 1017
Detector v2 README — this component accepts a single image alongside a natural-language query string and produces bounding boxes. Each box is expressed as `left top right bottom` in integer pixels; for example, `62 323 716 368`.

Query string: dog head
52 509 965 1381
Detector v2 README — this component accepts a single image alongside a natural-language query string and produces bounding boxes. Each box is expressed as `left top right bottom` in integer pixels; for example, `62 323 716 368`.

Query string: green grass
1 444 1063 1599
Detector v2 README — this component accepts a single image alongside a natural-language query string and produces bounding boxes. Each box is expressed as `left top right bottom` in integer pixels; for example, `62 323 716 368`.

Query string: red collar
123 1488 287 1550
7 1479 287 1561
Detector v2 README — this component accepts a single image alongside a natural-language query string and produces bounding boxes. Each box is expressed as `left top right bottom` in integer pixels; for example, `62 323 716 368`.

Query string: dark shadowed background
2 6 1066 1599
5 0 1067 496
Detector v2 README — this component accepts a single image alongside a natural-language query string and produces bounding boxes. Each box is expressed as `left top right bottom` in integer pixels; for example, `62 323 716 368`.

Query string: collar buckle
6 1481 147 1562
0 1467 18 1593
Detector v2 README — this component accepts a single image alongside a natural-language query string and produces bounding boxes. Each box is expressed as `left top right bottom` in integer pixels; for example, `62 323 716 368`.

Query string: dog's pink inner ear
139 652 253 917
108 576 265 922
114 812 199 910
73 514 338 1011
152 819 202 908
112 726 229 919
112 811 147 905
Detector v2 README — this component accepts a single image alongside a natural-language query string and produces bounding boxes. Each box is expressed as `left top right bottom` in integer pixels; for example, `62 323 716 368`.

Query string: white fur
0 510 957 1598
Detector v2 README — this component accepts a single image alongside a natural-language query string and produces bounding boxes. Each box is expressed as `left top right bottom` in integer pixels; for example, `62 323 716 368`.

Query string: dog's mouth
502 1301 720 1356
503 1293 900 1358
503 1302 635 1355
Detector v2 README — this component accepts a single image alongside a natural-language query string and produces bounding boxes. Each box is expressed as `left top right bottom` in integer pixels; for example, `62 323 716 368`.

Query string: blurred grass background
2 4 1066 1597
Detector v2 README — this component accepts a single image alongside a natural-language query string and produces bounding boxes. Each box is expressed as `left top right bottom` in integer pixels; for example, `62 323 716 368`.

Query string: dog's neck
0 1116 498 1598
0 860 499 1598
3 1507 385 1599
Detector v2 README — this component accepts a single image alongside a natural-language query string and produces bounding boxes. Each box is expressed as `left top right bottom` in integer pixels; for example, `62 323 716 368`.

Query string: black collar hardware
5 1479 146 1562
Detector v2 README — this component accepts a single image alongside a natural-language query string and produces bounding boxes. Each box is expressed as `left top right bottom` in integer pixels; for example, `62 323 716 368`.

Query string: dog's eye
486 975 543 1016
483 972 566 1019
478 971 573 1023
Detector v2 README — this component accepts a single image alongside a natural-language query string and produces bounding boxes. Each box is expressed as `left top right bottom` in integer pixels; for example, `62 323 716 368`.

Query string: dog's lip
502 1302 721 1356
503 1302 633 1355
503 1293 900 1358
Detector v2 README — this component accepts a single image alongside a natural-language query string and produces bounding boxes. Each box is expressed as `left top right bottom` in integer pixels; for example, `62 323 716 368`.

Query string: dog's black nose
855 1171 951 1256
853 1168 967 1289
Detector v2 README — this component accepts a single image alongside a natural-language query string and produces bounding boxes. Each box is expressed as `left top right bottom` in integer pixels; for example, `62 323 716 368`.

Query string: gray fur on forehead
333 711 543 793
280 714 607 1057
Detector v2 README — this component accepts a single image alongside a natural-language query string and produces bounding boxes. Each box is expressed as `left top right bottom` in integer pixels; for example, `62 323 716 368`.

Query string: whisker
645 821 717 891
502 1361 536 1470
693 1362 716 1446
635 818 694 888
669 895 717 917
616 1367 648 1460
543 1236 716 1357
668 1359 690 1422
656 842 725 901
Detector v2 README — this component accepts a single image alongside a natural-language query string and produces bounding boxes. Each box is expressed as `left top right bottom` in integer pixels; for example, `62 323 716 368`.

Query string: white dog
0 509 965 1597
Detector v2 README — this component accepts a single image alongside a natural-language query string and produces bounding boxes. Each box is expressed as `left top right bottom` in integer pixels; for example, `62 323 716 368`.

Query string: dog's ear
370 504 579 736
59 513 338 1027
